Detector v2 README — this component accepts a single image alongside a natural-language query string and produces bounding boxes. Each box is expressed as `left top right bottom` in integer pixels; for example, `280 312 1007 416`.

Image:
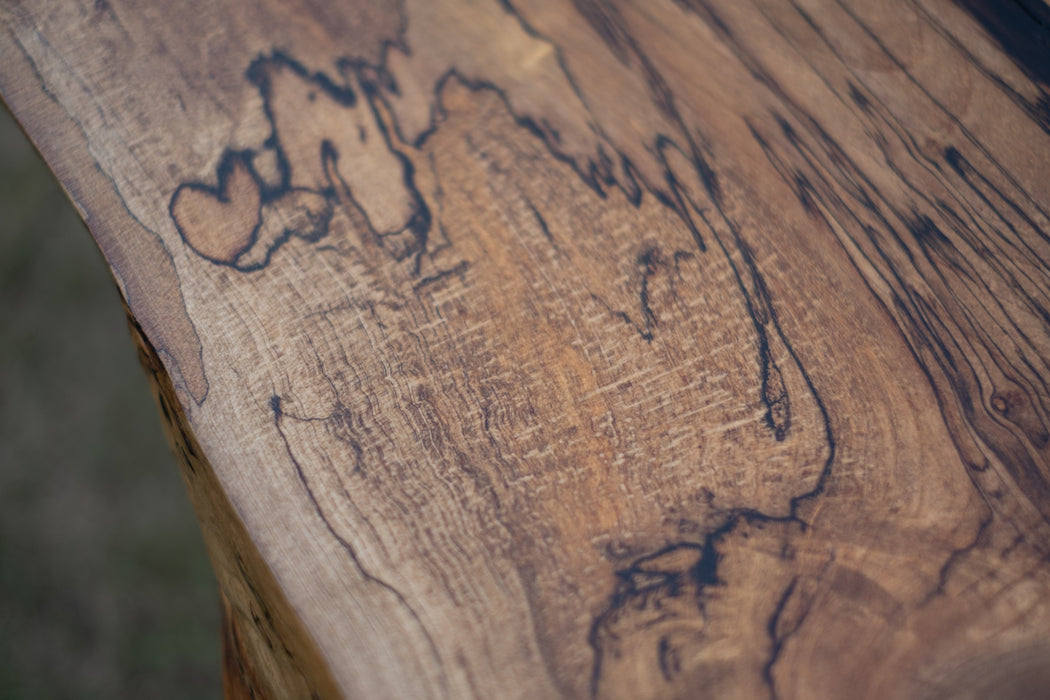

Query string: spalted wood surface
3 1 1050 697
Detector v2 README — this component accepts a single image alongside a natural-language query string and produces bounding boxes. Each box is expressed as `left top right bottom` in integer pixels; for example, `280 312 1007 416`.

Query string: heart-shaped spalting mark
169 52 433 273
171 151 262 265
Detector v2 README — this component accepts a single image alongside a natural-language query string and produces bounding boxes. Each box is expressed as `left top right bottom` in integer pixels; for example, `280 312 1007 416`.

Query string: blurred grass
0 102 219 697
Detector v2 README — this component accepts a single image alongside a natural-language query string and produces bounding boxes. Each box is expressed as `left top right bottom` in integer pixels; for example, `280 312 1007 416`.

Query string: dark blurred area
0 102 219 697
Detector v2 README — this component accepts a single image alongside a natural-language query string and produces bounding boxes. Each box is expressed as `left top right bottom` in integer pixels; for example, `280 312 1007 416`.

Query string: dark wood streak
126 309 340 699
269 394 452 699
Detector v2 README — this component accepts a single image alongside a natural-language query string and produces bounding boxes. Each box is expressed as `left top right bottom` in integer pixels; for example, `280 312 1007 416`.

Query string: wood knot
990 390 1024 416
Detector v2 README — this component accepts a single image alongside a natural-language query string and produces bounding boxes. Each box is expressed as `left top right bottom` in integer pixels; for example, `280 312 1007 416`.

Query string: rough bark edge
126 301 340 700
222 591 267 700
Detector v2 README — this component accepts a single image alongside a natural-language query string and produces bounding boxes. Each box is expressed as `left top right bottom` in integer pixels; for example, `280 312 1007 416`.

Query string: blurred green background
0 102 219 697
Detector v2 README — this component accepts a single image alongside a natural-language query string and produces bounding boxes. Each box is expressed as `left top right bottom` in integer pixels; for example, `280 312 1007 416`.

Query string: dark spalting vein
171 50 433 273
922 508 995 605
270 395 451 698
588 540 719 697
635 247 661 340
523 196 555 244
584 245 691 343
763 577 799 700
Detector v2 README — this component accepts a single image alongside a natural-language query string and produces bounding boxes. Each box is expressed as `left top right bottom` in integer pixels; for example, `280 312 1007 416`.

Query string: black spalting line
763 577 798 700
922 509 994 605
496 0 646 208
589 292 652 342
588 246 685 343
523 196 555 244
171 50 433 274
636 247 661 336
405 0 715 242
170 52 349 271
337 56 433 265
587 539 719 696
269 394 450 698
762 549 837 698
170 150 266 268
405 66 646 212
413 259 470 292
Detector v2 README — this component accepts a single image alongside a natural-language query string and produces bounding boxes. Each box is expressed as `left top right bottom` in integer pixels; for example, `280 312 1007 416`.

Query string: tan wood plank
3 1 1049 697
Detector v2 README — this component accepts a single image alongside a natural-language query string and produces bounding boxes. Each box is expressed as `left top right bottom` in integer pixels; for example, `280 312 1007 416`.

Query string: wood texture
3 1 1050 697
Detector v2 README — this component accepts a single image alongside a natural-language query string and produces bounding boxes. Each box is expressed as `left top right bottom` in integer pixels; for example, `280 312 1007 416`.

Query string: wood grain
2 1 1049 697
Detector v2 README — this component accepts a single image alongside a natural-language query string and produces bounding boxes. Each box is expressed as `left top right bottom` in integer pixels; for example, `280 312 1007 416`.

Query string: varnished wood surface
2 1 1050 697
